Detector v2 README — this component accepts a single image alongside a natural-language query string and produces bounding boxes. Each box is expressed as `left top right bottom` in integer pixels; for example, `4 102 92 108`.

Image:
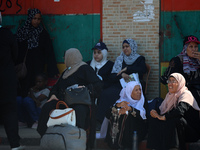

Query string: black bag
15 63 27 79
64 87 92 106
15 49 28 79
40 124 86 150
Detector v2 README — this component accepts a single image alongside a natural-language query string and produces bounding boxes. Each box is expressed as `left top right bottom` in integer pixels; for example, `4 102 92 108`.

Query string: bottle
132 131 138 150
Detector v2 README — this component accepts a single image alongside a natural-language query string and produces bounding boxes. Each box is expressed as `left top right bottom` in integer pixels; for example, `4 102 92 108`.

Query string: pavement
1 125 200 150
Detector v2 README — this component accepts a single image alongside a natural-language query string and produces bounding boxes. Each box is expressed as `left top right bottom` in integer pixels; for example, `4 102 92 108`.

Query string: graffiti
133 0 155 22
0 0 22 14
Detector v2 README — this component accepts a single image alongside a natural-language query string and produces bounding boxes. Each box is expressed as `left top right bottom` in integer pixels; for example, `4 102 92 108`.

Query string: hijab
16 8 43 50
159 73 200 115
111 38 140 73
62 48 86 79
178 44 200 75
116 81 146 119
90 49 108 70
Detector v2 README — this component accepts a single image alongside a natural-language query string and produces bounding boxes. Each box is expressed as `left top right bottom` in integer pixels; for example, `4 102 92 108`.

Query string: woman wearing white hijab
96 38 147 130
105 81 147 149
147 73 200 150
87 42 114 89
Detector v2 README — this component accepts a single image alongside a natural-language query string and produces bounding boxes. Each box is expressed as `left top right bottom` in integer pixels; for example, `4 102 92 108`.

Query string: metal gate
1 0 101 72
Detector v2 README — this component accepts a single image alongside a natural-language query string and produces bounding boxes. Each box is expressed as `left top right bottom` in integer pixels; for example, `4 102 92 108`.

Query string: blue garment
17 96 41 125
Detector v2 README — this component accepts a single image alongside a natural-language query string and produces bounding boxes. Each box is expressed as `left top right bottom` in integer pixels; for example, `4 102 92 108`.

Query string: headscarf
111 38 140 73
90 49 108 70
159 73 200 115
115 81 146 119
178 43 200 75
16 8 43 50
62 48 86 79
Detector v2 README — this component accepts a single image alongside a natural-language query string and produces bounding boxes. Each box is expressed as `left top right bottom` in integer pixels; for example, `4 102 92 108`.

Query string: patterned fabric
178 44 200 75
16 8 43 50
111 38 140 73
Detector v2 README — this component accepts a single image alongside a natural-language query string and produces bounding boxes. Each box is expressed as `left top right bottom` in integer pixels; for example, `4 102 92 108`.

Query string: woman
147 73 200 150
0 13 25 150
161 35 200 106
105 81 147 149
87 42 114 89
96 38 147 127
37 48 103 148
16 8 59 97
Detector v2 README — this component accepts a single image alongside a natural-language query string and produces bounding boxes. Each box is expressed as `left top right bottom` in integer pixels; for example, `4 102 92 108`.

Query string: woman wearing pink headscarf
147 73 200 150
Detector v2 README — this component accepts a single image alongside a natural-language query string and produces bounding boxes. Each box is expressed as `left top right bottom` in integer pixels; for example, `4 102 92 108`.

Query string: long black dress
147 102 200 150
16 29 59 97
87 60 114 89
0 27 21 148
37 64 103 148
96 56 147 122
105 104 148 149
161 56 200 106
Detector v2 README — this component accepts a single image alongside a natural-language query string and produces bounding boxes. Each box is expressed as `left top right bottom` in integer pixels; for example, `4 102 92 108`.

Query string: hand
117 67 127 76
122 73 132 82
150 109 166 121
150 109 159 118
116 101 131 110
119 108 127 115
47 94 59 102
193 51 200 60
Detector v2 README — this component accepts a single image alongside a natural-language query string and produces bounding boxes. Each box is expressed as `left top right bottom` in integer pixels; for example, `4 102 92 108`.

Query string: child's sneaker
31 122 38 129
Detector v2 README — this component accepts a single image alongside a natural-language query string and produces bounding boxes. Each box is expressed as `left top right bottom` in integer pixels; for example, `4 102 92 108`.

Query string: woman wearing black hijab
16 8 59 97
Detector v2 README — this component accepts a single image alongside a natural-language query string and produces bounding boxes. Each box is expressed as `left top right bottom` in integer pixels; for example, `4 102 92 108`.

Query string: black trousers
0 101 20 148
37 100 90 137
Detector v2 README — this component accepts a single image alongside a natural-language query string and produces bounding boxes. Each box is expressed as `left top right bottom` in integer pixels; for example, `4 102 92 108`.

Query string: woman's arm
150 102 190 121
160 56 183 84
126 56 147 76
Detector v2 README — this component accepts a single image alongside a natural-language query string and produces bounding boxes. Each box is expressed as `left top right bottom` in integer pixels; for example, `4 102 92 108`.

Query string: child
17 73 50 129
87 42 114 130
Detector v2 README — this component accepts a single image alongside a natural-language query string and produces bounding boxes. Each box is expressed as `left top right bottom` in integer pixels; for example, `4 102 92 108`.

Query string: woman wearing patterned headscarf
148 73 200 150
96 38 147 130
161 35 200 107
16 8 59 98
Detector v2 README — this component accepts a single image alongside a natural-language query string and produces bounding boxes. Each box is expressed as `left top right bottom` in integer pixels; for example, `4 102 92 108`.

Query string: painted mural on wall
133 0 155 22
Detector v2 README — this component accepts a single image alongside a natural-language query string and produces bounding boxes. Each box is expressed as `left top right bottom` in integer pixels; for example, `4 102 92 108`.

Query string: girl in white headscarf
87 42 114 88
105 81 147 149
147 73 200 150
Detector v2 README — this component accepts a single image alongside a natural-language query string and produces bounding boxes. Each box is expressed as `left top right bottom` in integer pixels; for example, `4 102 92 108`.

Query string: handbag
40 124 86 150
47 101 76 127
64 87 92 106
15 49 28 79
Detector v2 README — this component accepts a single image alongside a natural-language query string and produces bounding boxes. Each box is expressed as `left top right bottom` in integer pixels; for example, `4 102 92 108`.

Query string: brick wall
102 0 160 100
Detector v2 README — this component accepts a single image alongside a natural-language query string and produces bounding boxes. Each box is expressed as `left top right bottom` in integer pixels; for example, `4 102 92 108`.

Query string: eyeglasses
166 80 177 84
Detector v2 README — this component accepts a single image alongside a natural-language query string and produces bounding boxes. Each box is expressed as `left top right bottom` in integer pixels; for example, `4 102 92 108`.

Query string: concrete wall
102 0 160 100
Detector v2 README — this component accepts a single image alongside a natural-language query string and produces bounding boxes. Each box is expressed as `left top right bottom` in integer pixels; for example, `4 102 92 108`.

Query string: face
35 76 47 90
167 77 179 93
186 42 198 58
31 14 41 28
131 85 141 100
93 49 103 62
122 43 132 56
